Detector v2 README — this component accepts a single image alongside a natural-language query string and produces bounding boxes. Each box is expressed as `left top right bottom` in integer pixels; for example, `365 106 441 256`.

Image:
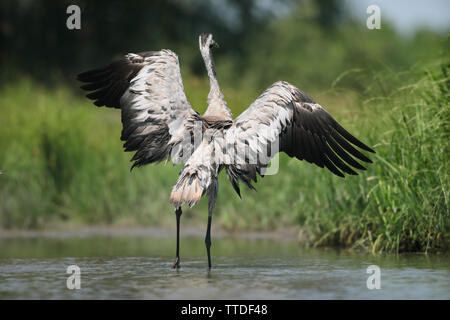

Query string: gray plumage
78 50 199 169
77 33 375 268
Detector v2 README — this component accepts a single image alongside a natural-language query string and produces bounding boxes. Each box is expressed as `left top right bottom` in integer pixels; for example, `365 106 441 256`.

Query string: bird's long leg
172 207 182 269
205 210 213 269
205 179 218 269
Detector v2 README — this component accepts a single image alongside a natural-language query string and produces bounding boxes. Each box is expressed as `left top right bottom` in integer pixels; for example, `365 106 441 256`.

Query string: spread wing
77 50 199 168
225 81 375 195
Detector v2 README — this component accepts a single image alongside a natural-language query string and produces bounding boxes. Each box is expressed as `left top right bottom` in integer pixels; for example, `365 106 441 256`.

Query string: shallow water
0 233 448 299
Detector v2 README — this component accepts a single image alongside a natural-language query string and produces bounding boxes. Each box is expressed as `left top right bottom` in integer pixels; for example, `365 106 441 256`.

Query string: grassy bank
0 62 448 253
296 63 449 253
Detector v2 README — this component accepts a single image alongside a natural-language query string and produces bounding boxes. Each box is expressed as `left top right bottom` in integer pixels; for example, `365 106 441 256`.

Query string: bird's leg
205 211 213 269
205 179 218 269
172 207 182 269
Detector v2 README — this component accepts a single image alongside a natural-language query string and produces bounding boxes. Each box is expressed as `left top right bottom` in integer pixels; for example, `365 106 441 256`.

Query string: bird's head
199 33 219 53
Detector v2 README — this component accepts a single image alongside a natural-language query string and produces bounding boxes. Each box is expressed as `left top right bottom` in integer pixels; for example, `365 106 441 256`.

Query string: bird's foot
172 257 180 269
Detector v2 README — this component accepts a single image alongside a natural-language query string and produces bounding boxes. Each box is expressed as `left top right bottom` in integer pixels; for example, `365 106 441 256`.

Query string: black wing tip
130 162 141 172
361 145 376 154
77 72 89 82
77 70 96 82
77 65 110 82
230 181 242 198
332 121 376 154
93 99 105 107
352 141 375 154
349 138 376 155
334 171 345 178
76 71 87 82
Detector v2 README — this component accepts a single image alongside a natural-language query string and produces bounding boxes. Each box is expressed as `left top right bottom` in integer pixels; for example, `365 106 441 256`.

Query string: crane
77 33 375 269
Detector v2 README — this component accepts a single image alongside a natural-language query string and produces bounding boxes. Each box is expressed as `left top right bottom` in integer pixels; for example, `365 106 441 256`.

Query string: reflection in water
0 235 448 299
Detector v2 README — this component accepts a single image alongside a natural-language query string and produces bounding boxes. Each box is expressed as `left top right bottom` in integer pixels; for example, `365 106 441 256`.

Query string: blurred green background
0 0 448 253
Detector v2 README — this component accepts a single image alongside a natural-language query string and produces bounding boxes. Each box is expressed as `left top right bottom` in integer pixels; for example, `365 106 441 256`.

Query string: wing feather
226 81 374 192
78 50 199 168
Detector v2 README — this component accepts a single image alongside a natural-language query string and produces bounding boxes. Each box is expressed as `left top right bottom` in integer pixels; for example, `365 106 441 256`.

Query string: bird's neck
201 48 232 120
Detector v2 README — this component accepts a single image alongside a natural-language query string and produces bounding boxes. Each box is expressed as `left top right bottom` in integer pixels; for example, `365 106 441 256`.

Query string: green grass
0 63 448 253
292 63 450 253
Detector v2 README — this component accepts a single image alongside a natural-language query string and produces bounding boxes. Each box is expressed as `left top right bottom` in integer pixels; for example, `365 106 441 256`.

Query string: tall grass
292 62 449 253
0 63 448 253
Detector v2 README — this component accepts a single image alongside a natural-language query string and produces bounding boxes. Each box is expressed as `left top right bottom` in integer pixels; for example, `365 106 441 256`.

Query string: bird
77 33 375 269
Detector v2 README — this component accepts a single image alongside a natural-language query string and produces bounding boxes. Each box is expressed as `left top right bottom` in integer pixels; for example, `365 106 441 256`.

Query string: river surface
0 230 448 299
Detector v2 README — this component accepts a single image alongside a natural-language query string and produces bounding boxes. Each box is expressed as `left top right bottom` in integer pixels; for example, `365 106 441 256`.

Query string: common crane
77 33 375 269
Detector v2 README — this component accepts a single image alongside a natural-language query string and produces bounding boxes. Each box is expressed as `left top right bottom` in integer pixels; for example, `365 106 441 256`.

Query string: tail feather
170 172 205 208
170 141 213 208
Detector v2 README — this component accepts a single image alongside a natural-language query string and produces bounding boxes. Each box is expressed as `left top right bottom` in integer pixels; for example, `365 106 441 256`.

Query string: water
0 231 448 299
